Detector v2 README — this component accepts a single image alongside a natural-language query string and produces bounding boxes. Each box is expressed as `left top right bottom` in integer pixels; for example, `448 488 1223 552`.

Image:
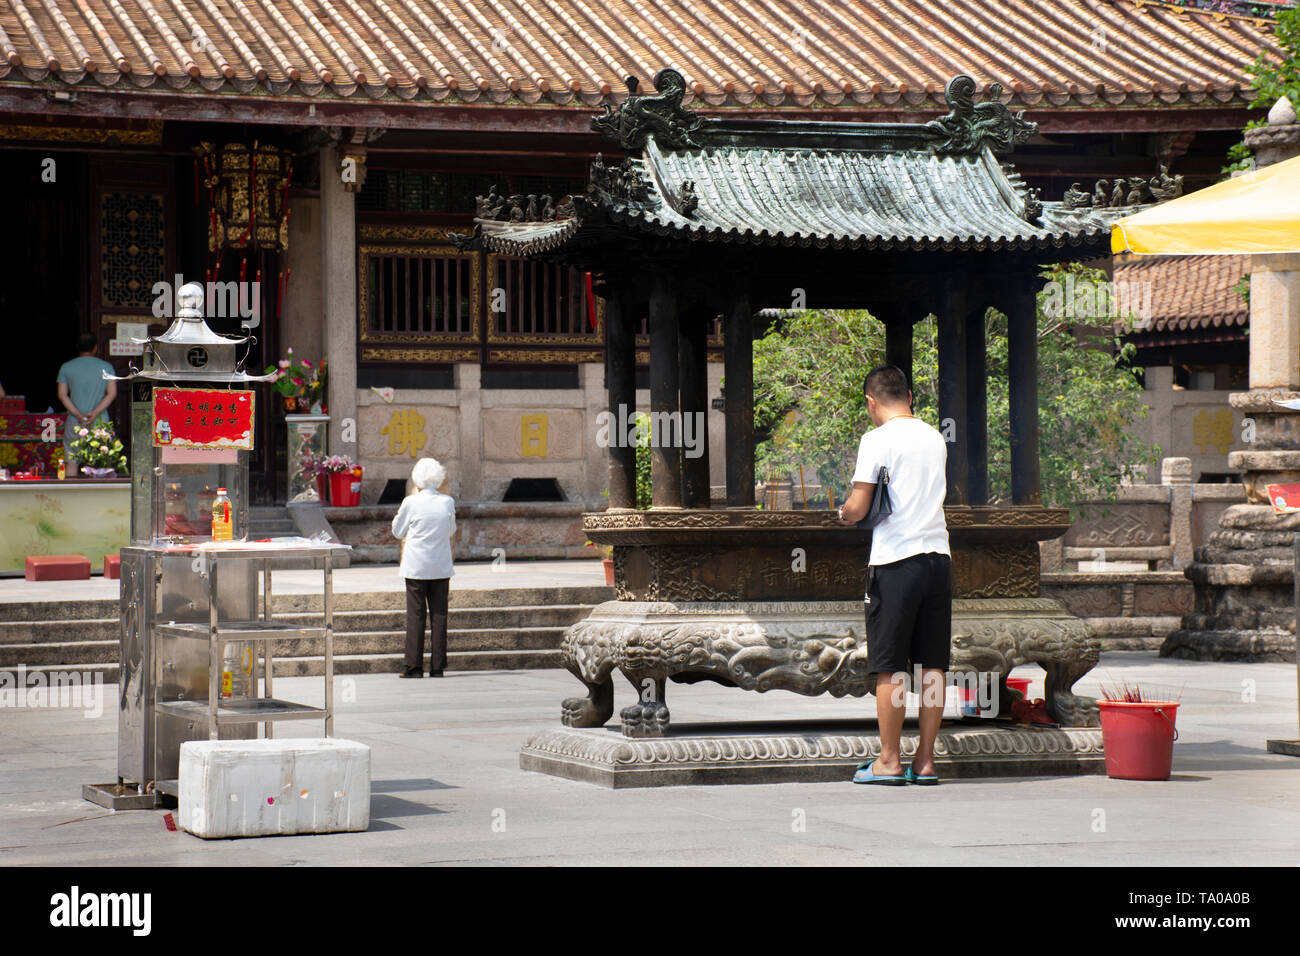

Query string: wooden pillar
937 279 969 506
649 273 683 508
1008 278 1041 505
966 300 989 506
679 299 711 508
724 292 755 507
605 286 636 509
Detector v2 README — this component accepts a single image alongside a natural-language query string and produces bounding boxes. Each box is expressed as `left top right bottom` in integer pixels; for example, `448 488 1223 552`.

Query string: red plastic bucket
328 470 362 507
1006 676 1031 697
1098 700 1179 780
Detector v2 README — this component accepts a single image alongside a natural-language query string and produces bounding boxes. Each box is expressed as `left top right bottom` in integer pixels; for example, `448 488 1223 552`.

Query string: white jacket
391 489 456 579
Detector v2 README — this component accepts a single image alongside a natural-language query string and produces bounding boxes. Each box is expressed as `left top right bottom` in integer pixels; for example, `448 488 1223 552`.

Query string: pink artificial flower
278 360 290 369
301 360 312 367
292 377 304 386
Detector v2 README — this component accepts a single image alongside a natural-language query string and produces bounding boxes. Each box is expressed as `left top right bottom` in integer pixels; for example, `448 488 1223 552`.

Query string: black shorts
864 551 953 673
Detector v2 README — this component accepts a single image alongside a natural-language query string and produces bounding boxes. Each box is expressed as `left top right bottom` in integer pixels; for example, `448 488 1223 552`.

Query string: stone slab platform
521 719 1105 788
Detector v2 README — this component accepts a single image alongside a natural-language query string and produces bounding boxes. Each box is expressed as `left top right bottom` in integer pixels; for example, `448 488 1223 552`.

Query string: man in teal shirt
56 333 116 476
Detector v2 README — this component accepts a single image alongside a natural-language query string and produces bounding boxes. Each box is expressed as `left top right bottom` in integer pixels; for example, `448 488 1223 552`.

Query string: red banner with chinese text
152 388 255 450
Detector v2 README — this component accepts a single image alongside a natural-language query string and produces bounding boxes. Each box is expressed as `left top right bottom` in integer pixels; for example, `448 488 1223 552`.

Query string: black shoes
429 669 444 678
399 668 423 679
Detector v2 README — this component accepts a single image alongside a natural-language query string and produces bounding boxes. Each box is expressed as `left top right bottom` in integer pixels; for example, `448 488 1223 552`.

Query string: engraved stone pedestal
521 722 1105 788
1162 390 1300 661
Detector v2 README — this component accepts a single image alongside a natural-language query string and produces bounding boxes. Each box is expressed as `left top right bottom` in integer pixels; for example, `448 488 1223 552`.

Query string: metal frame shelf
157 544 339 742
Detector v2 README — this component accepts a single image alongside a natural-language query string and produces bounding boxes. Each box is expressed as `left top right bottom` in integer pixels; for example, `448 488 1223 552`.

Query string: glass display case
285 413 329 501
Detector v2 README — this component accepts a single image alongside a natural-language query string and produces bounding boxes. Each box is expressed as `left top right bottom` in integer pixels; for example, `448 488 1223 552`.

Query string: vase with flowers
264 348 322 412
68 422 128 477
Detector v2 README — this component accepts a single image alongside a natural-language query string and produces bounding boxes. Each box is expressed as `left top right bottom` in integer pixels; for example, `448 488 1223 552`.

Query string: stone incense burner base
556 597 1100 738
521 721 1106 788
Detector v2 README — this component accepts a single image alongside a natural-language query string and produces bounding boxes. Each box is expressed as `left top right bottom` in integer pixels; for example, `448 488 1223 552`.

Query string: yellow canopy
1111 154 1300 256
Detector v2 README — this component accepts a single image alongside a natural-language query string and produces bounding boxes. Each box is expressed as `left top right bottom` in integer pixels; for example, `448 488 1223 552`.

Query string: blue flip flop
852 760 907 786
904 765 939 786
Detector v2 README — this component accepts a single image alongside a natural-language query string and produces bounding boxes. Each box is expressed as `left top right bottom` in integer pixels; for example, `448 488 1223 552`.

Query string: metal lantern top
109 281 275 385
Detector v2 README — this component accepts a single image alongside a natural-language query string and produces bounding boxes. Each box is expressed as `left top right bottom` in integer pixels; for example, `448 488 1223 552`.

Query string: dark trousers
404 578 449 673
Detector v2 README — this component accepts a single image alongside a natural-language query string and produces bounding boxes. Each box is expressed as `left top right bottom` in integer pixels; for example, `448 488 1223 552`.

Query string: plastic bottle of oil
211 487 233 541
220 643 253 700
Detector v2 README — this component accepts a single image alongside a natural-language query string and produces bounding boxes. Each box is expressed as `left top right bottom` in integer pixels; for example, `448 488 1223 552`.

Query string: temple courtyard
1 556 1297 866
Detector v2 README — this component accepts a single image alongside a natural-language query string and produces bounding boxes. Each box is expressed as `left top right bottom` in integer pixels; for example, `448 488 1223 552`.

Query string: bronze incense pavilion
460 70 1182 739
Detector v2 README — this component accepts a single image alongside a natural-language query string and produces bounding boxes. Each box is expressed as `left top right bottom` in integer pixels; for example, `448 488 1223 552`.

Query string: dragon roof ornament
926 75 1038 156
592 68 704 152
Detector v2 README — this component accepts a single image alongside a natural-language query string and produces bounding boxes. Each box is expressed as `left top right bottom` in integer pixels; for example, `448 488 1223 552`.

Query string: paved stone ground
2 651 1298 865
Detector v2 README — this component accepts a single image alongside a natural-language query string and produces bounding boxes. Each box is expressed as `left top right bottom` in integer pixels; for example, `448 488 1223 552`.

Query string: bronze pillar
649 272 683 508
966 300 989 506
605 286 636 509
1008 279 1041 505
679 302 711 508
724 293 754 507
938 279 969 505
885 309 913 389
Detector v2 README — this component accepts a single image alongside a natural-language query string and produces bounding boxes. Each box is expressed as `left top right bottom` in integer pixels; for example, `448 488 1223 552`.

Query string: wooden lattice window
492 258 594 336
366 253 472 335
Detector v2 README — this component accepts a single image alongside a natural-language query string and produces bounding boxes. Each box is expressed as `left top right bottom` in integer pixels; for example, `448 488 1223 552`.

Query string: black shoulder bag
856 466 893 530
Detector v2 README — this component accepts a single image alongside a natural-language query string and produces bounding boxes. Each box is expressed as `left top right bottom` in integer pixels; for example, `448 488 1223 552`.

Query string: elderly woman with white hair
391 457 456 678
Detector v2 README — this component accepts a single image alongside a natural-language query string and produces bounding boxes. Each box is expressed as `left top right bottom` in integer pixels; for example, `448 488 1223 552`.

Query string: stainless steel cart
83 283 352 811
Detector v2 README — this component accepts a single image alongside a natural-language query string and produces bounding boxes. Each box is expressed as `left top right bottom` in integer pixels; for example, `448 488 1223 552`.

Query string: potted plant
322 454 362 507
68 422 128 477
1097 680 1181 780
586 540 614 585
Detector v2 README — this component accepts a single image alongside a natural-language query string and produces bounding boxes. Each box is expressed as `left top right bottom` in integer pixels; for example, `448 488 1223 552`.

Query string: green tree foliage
1224 5 1300 173
753 264 1160 511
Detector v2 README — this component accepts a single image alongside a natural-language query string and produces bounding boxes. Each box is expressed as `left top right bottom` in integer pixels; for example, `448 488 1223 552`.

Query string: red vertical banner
585 271 597 330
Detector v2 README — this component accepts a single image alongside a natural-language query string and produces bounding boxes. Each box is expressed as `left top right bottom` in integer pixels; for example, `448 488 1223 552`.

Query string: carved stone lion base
521 723 1106 788
559 598 1101 738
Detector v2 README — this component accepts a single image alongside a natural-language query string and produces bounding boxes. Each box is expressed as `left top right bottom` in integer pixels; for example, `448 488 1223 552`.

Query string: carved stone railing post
1162 457 1194 571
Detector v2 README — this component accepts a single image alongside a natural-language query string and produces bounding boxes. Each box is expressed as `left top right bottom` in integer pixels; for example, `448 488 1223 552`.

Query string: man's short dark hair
864 365 911 405
76 332 97 353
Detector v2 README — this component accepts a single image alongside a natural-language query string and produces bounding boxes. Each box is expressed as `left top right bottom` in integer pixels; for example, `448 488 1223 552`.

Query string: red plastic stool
103 554 121 579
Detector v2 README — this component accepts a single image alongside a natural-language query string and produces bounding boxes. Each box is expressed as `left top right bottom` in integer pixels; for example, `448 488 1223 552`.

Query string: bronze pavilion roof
466 71 1172 256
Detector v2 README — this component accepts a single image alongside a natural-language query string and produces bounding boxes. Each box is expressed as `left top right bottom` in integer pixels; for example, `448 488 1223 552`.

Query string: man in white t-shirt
837 365 951 786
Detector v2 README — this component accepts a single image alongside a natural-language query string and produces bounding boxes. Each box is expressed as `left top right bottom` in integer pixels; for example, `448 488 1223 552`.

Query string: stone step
0 600 119 622
272 585 613 613
15 646 562 683
0 626 567 667
0 604 591 643
0 640 119 666
272 604 591 630
0 586 613 622
265 649 563 675
0 618 119 644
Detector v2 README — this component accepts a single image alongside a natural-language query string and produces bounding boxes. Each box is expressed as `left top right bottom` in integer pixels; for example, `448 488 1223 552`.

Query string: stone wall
324 501 593 562
353 361 726 508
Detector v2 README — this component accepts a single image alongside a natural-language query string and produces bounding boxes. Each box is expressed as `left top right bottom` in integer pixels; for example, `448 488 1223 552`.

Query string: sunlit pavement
2 650 1298 866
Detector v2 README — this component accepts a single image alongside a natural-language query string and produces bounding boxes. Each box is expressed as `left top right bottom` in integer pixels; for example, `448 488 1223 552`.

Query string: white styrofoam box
179 738 370 839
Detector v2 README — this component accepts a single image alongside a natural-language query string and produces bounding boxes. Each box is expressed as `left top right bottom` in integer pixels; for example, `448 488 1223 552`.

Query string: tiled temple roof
0 1 1280 109
1114 253 1250 334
